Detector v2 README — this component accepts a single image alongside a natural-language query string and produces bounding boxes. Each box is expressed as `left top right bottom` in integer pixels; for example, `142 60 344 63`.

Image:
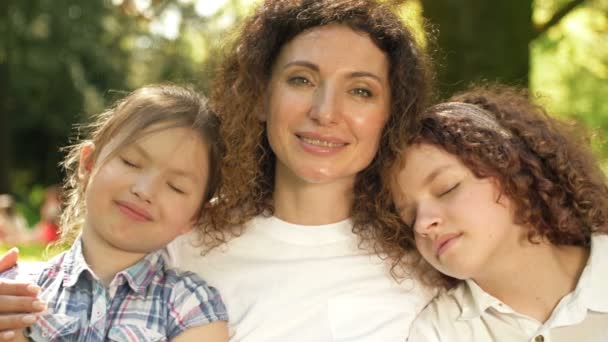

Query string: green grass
0 243 64 262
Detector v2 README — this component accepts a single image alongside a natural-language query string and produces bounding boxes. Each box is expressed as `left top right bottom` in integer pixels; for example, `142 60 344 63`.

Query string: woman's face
263 24 390 187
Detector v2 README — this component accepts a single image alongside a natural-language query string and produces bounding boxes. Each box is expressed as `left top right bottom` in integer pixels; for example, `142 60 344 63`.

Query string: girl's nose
413 205 442 238
130 174 159 203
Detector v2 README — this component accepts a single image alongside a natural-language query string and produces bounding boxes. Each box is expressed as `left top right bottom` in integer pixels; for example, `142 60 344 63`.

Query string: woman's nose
309 83 341 125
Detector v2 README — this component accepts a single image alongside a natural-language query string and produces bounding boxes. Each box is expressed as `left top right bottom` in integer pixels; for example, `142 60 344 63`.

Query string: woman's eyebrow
346 71 383 83
282 60 318 71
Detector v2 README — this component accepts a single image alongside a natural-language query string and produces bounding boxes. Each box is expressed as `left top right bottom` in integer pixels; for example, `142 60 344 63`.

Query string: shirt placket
89 281 110 341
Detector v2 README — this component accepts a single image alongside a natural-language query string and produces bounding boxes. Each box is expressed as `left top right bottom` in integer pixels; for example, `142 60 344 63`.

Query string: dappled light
1 0 606 260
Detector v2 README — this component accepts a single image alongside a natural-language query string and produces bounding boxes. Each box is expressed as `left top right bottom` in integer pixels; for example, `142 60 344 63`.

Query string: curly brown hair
204 0 434 271
388 84 608 288
58 84 222 247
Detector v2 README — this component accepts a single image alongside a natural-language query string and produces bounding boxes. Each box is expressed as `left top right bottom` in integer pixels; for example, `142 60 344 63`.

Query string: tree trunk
421 0 533 98
0 0 11 194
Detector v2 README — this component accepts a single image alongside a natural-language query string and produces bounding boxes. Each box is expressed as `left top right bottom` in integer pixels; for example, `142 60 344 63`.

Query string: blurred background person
30 185 61 244
0 194 28 245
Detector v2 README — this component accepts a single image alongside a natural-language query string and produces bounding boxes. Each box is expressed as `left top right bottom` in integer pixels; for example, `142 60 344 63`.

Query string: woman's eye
439 183 460 197
121 157 138 168
350 88 373 98
287 76 311 86
168 183 185 194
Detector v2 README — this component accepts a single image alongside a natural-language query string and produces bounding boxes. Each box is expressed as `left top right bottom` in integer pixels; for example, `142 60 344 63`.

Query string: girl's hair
207 0 434 274
58 84 222 246
389 84 608 289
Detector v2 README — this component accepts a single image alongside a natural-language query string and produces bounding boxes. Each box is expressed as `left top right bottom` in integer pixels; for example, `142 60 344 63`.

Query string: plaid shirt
11 239 227 341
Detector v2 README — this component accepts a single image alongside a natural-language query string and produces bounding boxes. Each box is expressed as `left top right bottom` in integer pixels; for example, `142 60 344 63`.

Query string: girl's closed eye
120 157 139 168
439 182 460 197
168 183 186 194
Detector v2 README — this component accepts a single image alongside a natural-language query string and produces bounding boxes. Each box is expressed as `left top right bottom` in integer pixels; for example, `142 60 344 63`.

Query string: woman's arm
171 321 228 342
0 250 44 340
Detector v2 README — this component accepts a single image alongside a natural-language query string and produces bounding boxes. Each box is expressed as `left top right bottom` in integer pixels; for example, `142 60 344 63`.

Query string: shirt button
535 335 545 342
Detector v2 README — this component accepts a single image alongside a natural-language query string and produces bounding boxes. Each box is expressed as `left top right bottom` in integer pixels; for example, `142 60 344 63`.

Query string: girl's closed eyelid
168 183 186 194
120 157 138 168
439 182 460 197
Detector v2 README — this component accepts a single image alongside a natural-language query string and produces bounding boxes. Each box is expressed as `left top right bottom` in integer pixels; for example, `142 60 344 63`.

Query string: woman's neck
474 242 589 323
273 169 354 225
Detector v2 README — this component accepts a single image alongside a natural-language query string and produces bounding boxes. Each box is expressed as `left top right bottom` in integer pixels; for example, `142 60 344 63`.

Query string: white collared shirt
408 234 608 342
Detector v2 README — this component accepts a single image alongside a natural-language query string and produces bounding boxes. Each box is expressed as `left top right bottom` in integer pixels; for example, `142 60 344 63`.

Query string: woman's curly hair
387 84 608 288
202 0 434 274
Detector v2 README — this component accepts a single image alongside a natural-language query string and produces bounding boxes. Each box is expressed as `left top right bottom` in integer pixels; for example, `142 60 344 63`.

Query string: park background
1 0 607 258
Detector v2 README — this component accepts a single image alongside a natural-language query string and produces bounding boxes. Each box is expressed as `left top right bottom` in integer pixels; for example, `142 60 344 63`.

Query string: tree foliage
1 0 607 203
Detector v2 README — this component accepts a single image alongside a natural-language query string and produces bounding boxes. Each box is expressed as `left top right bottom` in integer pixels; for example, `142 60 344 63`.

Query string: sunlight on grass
0 244 64 262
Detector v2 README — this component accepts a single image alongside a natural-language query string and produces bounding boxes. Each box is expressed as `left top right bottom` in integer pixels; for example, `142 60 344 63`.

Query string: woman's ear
256 108 267 122
256 95 269 122
78 143 96 181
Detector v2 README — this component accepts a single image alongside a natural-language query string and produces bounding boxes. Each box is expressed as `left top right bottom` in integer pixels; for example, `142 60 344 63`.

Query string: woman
0 0 434 340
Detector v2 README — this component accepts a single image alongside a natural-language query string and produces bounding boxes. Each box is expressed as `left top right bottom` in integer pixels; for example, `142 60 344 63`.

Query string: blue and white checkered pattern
9 238 227 341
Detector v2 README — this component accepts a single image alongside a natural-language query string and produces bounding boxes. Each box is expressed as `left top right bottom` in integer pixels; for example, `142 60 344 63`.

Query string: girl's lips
433 233 463 257
115 201 153 222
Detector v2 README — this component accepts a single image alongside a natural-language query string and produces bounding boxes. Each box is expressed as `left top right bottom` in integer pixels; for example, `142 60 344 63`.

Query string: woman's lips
296 132 348 155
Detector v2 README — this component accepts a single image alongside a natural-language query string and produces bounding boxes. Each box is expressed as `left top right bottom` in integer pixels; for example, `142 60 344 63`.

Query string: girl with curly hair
390 85 608 341
0 0 435 341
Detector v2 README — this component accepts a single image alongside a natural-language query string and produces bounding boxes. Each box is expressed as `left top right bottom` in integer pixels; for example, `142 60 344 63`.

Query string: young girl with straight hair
4 84 228 341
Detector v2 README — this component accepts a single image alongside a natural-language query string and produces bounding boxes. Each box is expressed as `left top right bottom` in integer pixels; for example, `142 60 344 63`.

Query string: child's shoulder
0 252 67 284
154 256 228 337
419 284 466 321
407 284 468 341
156 254 225 307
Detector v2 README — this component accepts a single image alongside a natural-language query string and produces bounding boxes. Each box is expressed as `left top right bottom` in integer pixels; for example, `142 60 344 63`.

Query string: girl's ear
78 143 96 180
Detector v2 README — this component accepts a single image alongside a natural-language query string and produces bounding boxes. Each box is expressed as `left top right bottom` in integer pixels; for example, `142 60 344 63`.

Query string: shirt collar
62 237 95 288
61 237 165 296
118 249 164 295
455 234 608 320
456 279 505 320
578 234 608 313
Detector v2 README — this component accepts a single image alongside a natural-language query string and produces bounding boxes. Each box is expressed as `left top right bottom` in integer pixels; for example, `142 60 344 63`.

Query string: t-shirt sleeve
166 270 228 339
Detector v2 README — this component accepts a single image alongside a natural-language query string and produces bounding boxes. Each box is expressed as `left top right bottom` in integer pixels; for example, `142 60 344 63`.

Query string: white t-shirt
408 234 608 342
166 215 433 342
